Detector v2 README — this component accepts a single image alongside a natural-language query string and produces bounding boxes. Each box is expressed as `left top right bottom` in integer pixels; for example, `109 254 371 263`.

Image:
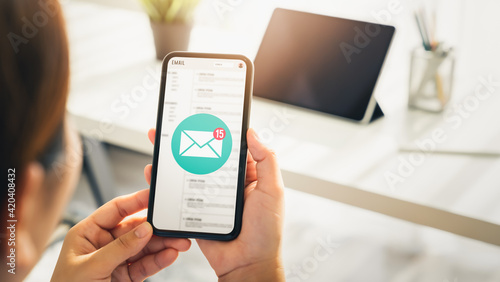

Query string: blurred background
27 0 500 281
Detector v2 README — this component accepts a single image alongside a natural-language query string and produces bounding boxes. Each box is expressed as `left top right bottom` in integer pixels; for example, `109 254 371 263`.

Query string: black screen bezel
147 52 253 241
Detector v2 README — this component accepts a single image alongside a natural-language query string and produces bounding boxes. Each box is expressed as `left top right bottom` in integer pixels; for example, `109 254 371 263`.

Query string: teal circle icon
171 113 232 175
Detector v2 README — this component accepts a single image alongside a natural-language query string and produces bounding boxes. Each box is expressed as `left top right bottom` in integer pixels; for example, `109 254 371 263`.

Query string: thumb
91 222 153 272
246 129 284 197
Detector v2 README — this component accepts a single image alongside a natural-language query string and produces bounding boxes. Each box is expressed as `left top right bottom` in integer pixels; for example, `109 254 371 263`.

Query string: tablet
254 8 395 123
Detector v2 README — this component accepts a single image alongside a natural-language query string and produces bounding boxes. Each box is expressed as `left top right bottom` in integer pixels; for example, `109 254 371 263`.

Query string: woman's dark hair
0 0 69 252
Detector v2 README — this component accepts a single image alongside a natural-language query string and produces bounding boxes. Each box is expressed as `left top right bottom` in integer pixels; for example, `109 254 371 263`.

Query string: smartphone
147 52 253 240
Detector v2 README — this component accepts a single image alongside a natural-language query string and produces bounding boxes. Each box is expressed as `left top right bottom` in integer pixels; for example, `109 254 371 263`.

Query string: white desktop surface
65 0 500 245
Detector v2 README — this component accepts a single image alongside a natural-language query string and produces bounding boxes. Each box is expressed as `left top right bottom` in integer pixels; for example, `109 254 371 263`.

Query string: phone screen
149 53 252 237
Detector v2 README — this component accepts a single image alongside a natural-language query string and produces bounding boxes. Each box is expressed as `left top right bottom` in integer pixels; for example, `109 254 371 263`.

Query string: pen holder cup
409 46 455 112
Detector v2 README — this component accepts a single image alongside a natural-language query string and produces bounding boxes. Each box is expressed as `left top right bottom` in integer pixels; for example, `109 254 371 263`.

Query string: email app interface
153 57 247 234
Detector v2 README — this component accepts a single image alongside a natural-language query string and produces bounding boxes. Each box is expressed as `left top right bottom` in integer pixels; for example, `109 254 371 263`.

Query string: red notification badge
213 128 226 140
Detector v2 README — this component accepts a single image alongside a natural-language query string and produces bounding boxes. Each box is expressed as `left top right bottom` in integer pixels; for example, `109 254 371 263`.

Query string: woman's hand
145 128 285 281
52 189 191 282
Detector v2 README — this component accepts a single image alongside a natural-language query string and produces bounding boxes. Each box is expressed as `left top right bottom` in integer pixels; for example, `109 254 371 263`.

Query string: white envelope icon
179 130 223 158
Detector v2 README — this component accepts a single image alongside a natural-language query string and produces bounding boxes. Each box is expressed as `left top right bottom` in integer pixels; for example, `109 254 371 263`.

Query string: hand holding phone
145 128 286 281
146 52 285 280
148 52 253 240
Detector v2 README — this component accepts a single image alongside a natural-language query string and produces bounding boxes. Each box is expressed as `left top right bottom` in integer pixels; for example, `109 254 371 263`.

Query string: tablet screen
254 8 394 121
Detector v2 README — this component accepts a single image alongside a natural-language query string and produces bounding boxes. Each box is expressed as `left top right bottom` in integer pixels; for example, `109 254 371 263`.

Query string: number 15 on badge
214 128 225 140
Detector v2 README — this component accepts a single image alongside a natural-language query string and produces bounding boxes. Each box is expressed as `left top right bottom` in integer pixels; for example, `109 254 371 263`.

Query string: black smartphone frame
147 52 254 241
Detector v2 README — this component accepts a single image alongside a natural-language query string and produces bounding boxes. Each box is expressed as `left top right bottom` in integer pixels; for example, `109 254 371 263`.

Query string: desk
66 0 500 245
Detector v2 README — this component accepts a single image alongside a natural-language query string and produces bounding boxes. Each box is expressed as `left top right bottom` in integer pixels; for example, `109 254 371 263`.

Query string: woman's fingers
145 128 156 185
144 164 152 185
245 150 257 187
129 248 179 282
82 217 146 250
91 222 153 275
148 128 156 144
127 236 191 263
88 189 149 230
110 217 147 238
246 129 284 198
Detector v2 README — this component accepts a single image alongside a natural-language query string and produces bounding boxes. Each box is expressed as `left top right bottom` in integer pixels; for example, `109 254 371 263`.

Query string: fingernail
135 222 151 238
